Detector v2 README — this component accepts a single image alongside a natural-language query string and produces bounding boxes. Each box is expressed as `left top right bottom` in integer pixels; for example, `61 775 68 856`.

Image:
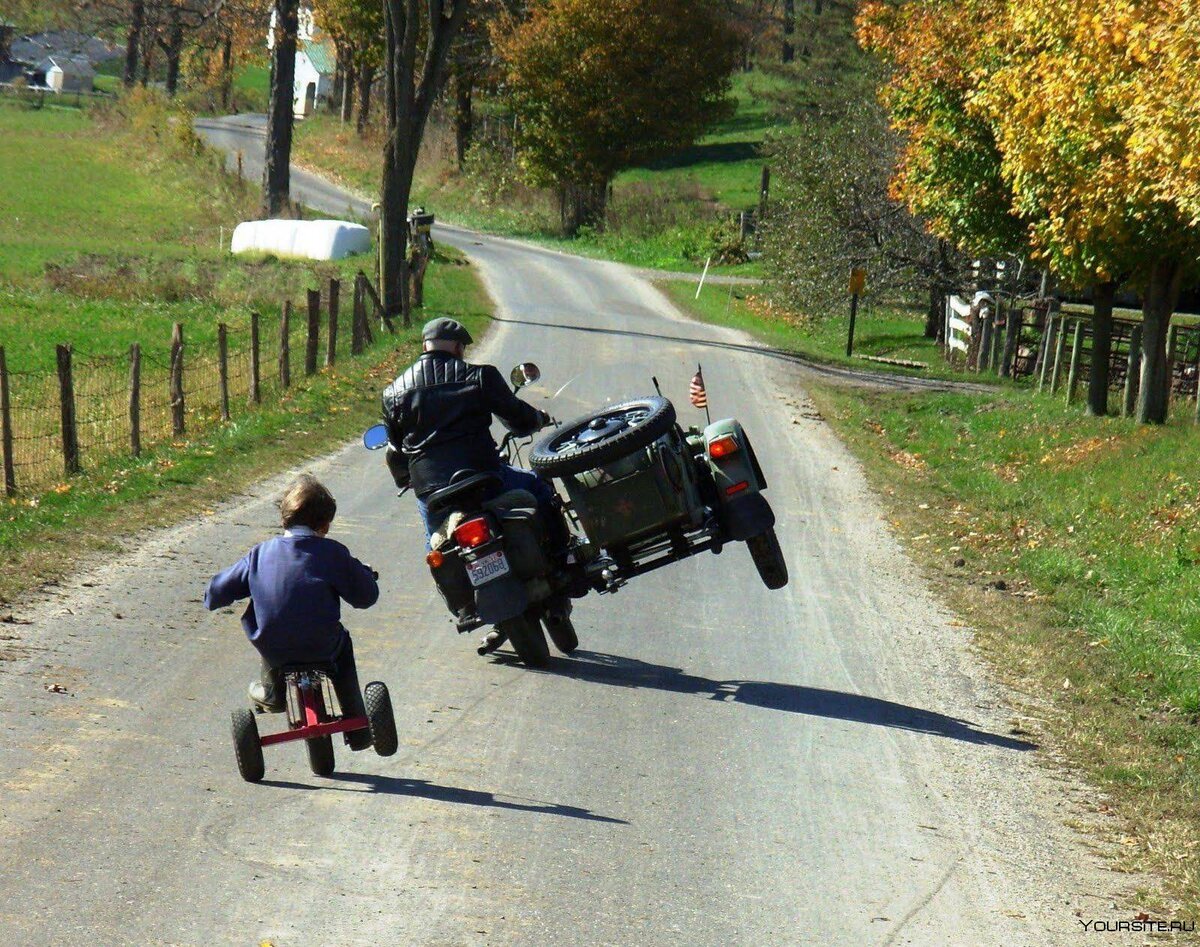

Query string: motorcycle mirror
509 362 541 389
362 424 389 450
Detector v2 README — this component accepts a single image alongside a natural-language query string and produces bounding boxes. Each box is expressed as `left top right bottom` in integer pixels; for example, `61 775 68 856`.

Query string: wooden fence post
1122 324 1142 417
326 278 339 367
351 276 365 355
170 322 185 436
1066 319 1085 403
305 289 320 376
0 346 14 495
1050 317 1070 394
977 311 993 372
1037 311 1057 392
279 301 291 389
128 343 141 457
56 344 80 476
359 270 392 334
250 311 261 404
217 323 230 421
1001 307 1023 378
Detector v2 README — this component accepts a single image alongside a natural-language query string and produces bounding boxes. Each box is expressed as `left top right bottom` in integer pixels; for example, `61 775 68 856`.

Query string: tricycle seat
427 471 503 515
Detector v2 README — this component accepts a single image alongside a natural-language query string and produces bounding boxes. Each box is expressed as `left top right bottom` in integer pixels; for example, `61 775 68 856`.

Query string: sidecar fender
703 419 775 541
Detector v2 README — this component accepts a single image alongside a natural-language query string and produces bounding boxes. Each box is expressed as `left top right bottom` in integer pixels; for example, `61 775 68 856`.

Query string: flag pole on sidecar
690 364 711 425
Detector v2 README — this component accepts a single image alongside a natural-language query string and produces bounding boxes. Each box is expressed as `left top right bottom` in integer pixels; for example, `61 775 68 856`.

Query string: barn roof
301 40 334 76
40 55 95 77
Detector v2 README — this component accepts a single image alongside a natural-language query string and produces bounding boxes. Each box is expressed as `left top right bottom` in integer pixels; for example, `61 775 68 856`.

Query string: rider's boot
249 666 285 714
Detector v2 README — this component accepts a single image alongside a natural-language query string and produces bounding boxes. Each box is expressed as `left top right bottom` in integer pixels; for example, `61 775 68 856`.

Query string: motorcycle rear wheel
499 613 550 668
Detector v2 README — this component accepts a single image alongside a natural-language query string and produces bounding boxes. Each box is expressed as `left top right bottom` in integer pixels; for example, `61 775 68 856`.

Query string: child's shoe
248 680 285 713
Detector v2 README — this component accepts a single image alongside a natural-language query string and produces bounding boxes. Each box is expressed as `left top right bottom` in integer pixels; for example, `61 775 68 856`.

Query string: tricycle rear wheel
499 613 550 668
306 735 335 776
747 528 788 590
231 708 265 783
365 681 398 757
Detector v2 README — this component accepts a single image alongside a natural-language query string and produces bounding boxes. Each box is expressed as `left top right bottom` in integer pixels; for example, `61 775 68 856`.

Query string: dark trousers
259 634 367 721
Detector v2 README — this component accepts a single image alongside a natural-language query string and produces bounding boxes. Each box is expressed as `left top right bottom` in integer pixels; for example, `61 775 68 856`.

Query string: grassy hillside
0 95 492 604
292 72 776 273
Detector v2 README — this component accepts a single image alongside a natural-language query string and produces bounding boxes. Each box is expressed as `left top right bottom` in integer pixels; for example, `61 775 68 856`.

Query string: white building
38 55 94 93
267 6 335 119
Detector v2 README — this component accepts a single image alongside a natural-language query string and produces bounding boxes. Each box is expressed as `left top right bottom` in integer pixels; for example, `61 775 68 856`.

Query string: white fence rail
945 295 972 354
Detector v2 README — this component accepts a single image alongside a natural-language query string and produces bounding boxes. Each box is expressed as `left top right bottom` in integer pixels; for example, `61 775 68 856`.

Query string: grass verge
662 279 976 382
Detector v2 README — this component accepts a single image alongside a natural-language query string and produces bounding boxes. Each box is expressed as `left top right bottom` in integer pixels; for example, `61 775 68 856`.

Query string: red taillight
709 435 739 459
454 517 493 549
725 481 749 496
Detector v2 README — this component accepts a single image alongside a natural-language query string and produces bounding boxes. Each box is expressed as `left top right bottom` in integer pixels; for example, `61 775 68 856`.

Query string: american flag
689 367 708 409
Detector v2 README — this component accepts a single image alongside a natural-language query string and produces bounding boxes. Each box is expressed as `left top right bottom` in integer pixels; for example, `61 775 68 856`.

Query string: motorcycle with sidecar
363 363 787 668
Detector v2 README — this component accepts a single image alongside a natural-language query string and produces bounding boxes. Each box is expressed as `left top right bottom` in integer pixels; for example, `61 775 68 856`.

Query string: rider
380 317 569 554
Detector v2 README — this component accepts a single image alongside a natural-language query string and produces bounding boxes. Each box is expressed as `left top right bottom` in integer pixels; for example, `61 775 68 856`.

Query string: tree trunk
560 180 608 236
355 67 372 134
220 33 233 110
263 0 299 218
1136 260 1184 424
162 19 184 97
782 0 795 63
925 283 941 340
123 0 144 88
1087 280 1116 417
454 67 473 168
340 59 356 123
139 34 153 86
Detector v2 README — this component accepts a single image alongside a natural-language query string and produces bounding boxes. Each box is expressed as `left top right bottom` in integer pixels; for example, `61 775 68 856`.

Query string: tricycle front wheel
306 735 335 776
746 528 788 590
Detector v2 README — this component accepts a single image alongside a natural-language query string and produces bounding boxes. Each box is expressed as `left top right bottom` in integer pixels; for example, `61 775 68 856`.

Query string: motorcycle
363 362 787 669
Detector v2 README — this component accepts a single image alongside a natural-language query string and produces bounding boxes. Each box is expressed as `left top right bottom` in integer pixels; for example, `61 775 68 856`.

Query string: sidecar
528 396 787 592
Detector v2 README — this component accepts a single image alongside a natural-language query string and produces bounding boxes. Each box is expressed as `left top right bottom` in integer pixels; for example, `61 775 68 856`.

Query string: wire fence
0 272 393 495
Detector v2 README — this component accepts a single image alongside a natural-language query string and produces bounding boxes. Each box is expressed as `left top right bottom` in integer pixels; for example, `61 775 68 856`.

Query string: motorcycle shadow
552 649 1035 752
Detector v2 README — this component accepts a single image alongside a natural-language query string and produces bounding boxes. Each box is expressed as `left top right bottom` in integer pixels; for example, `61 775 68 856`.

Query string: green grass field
0 98 492 604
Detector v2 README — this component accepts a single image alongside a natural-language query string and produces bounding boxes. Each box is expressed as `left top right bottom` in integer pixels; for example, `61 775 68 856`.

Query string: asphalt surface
0 119 1140 945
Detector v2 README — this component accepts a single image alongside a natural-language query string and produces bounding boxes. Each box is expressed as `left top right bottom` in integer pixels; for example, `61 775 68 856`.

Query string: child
204 474 379 750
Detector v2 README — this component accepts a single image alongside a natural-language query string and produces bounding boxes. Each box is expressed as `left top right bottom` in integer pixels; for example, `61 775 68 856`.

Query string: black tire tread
543 613 579 654
231 708 265 783
747 527 788 590
500 613 550 668
530 396 677 477
365 682 399 757
306 735 335 776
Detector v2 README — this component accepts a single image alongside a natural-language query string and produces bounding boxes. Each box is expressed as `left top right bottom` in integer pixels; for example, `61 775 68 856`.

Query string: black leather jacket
382 351 545 498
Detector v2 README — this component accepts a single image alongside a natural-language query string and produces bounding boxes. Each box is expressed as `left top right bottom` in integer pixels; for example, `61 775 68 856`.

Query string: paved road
0 121 1136 945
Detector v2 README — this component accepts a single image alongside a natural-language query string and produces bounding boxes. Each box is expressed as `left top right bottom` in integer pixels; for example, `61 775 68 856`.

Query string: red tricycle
230 666 398 782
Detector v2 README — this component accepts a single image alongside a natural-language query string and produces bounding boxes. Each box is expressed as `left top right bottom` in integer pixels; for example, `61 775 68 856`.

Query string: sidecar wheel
543 612 579 654
499 614 550 668
746 527 788 590
231 708 265 783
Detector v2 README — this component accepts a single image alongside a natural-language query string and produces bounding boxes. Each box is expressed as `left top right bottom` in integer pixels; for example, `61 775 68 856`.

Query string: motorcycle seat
426 471 504 515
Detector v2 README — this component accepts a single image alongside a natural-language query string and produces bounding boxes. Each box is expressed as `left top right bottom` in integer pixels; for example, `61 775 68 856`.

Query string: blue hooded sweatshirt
204 527 379 666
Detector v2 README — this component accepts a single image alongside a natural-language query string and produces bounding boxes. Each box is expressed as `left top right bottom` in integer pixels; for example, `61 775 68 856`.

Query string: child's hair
279 475 337 530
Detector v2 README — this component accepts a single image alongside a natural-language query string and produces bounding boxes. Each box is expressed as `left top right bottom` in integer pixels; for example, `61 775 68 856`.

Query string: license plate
466 550 511 587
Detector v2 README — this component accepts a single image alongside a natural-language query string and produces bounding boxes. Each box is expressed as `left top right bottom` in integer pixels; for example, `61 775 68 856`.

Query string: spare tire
530 396 677 477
